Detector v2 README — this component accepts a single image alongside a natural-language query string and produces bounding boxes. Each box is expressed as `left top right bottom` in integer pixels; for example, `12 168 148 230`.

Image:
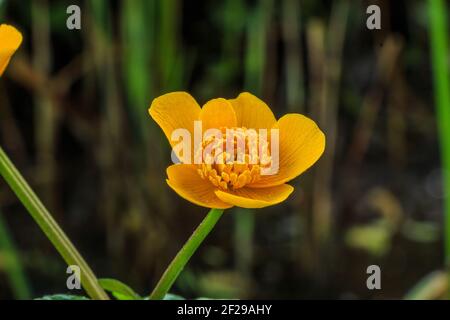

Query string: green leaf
35 294 89 300
98 278 141 300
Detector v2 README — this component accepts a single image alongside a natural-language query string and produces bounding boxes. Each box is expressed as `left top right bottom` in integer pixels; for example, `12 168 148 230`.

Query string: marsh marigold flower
0 24 22 76
149 92 325 209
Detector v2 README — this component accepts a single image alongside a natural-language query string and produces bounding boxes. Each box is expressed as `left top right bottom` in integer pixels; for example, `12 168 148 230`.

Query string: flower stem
149 208 224 300
0 146 109 300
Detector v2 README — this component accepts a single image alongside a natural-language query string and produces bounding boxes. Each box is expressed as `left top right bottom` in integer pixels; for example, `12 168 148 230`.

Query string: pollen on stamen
196 127 272 190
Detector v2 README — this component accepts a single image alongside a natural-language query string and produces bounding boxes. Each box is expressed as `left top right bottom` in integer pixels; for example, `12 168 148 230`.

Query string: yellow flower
149 92 325 209
0 24 22 76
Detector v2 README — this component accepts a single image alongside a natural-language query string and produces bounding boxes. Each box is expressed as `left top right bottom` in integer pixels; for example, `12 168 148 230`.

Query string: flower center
196 127 272 190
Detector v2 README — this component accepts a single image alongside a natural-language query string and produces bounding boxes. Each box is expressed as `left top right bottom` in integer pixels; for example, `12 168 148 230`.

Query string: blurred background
0 0 448 299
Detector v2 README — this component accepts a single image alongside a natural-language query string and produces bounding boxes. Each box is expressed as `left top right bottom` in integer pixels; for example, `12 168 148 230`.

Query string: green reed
428 0 450 290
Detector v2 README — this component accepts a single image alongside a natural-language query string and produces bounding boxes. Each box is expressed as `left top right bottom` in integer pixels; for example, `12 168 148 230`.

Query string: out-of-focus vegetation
0 0 449 299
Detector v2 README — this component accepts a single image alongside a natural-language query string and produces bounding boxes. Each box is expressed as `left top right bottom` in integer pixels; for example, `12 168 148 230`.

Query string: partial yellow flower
0 24 23 76
149 92 325 209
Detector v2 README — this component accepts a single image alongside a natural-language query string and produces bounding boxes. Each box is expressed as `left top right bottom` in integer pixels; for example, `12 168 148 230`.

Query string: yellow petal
228 92 276 129
0 24 23 76
149 92 201 147
166 164 233 209
215 184 294 208
251 114 325 187
200 98 237 130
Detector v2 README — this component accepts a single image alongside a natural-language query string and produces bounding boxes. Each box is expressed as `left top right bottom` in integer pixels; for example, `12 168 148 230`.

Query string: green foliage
98 278 141 300
244 0 273 94
121 0 153 142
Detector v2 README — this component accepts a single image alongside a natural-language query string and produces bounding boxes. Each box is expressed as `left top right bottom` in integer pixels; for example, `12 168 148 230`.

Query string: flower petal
0 24 23 76
228 92 277 129
200 98 237 131
149 92 201 147
251 114 325 187
215 184 294 208
166 164 233 209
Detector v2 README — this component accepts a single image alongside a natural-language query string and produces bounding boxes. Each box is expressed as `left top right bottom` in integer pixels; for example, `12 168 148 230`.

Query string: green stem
428 0 450 295
149 208 224 300
0 146 108 300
